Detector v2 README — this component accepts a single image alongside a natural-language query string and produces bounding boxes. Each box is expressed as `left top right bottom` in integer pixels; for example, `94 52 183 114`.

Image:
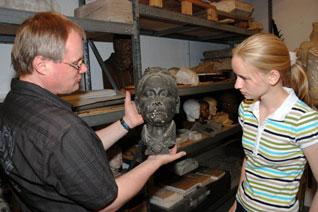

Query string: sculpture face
204 97 217 116
199 101 209 121
183 99 200 122
136 68 179 155
113 36 132 70
138 76 178 127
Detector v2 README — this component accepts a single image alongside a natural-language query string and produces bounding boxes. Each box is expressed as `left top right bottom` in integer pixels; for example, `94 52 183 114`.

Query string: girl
230 33 318 212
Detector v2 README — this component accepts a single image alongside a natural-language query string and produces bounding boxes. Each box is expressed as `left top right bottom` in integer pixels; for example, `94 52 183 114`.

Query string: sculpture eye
144 90 155 98
160 89 169 97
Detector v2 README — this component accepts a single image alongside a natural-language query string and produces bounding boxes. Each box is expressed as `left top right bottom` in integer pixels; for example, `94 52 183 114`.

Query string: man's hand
228 200 237 212
122 91 143 129
146 145 186 166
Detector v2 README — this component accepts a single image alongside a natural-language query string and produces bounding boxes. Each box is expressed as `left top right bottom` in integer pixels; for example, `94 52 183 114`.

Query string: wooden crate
139 0 218 21
74 0 133 24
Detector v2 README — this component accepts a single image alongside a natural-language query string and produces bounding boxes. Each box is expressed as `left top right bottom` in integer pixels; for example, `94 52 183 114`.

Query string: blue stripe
246 162 302 176
242 138 254 147
267 120 295 131
245 113 255 118
239 106 244 115
245 183 294 201
296 100 309 108
297 123 318 132
258 145 300 155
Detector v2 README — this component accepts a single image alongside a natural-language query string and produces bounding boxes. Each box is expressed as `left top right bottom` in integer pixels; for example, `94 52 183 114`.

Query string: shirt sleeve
238 101 245 127
296 110 318 149
47 123 118 210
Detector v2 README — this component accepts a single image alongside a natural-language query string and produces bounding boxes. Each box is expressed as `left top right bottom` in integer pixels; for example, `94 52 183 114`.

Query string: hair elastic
289 51 297 66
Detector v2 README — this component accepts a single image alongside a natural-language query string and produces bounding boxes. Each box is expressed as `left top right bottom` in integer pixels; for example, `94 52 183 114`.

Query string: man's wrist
120 117 131 131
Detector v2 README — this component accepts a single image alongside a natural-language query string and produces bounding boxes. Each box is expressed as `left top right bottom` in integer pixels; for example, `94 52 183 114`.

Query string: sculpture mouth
146 111 168 123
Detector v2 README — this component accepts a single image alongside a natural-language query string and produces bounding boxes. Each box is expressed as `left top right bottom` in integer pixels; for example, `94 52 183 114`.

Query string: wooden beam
181 1 192 15
149 0 163 8
180 0 216 9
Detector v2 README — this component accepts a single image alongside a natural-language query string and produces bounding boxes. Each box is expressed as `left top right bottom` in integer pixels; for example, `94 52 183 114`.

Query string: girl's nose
234 78 241 89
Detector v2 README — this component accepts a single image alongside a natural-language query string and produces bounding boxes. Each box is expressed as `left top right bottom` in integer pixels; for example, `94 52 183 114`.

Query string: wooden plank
149 186 183 209
76 105 124 117
149 0 163 7
181 0 216 9
180 0 217 21
139 4 258 36
78 105 124 127
140 0 218 21
207 8 218 21
74 0 133 24
0 24 18 36
181 1 192 15
211 0 254 17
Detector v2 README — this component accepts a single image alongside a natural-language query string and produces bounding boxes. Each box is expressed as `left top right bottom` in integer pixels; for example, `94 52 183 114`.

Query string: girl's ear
33 56 48 75
268 69 281 86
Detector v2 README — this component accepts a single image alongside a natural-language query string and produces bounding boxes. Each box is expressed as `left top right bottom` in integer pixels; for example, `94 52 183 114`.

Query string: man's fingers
125 91 131 104
169 145 177 154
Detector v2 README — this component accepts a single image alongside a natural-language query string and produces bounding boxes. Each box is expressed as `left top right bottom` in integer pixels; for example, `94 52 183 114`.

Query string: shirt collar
10 78 73 112
249 87 299 121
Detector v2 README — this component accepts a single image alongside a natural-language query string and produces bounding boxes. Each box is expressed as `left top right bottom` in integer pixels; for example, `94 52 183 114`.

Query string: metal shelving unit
0 7 134 41
74 80 236 127
0 3 255 127
0 2 255 211
77 105 125 127
180 124 241 155
178 80 235 96
138 3 257 44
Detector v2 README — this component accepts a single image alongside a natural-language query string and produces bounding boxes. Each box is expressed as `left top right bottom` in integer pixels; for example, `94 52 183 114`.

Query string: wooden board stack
150 186 184 209
139 0 218 21
196 168 225 182
74 0 133 24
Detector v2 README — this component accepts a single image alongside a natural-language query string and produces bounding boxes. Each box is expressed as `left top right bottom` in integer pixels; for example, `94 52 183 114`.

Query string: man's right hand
146 145 186 166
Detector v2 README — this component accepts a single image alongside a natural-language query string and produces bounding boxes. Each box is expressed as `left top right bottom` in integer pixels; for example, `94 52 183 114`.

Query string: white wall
140 36 226 71
245 0 269 33
273 0 318 51
244 0 318 51
0 44 14 100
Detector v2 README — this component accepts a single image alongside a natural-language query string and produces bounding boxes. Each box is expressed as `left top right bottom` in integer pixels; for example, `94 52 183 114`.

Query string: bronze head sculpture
135 67 180 155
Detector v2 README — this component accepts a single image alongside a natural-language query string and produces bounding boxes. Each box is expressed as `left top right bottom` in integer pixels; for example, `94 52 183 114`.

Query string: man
0 11 185 212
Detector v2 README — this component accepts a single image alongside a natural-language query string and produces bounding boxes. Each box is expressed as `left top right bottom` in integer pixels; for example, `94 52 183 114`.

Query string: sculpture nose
152 101 162 106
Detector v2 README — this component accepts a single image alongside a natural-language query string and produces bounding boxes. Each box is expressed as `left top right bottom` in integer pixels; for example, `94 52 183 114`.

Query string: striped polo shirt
236 87 318 212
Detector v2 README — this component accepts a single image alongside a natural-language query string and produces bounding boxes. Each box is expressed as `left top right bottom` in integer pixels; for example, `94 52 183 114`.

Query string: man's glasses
55 59 86 71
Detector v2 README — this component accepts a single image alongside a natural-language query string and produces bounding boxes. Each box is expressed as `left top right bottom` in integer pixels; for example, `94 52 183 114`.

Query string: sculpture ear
175 97 180 114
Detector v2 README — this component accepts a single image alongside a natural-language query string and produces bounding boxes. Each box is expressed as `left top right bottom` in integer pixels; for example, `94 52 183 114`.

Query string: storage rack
0 2 257 210
0 1 257 126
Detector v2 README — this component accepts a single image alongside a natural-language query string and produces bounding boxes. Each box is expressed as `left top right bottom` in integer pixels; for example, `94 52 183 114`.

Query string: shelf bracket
88 39 119 91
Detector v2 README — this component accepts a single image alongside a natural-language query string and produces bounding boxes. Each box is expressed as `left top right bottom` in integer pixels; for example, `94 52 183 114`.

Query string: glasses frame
55 59 85 71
